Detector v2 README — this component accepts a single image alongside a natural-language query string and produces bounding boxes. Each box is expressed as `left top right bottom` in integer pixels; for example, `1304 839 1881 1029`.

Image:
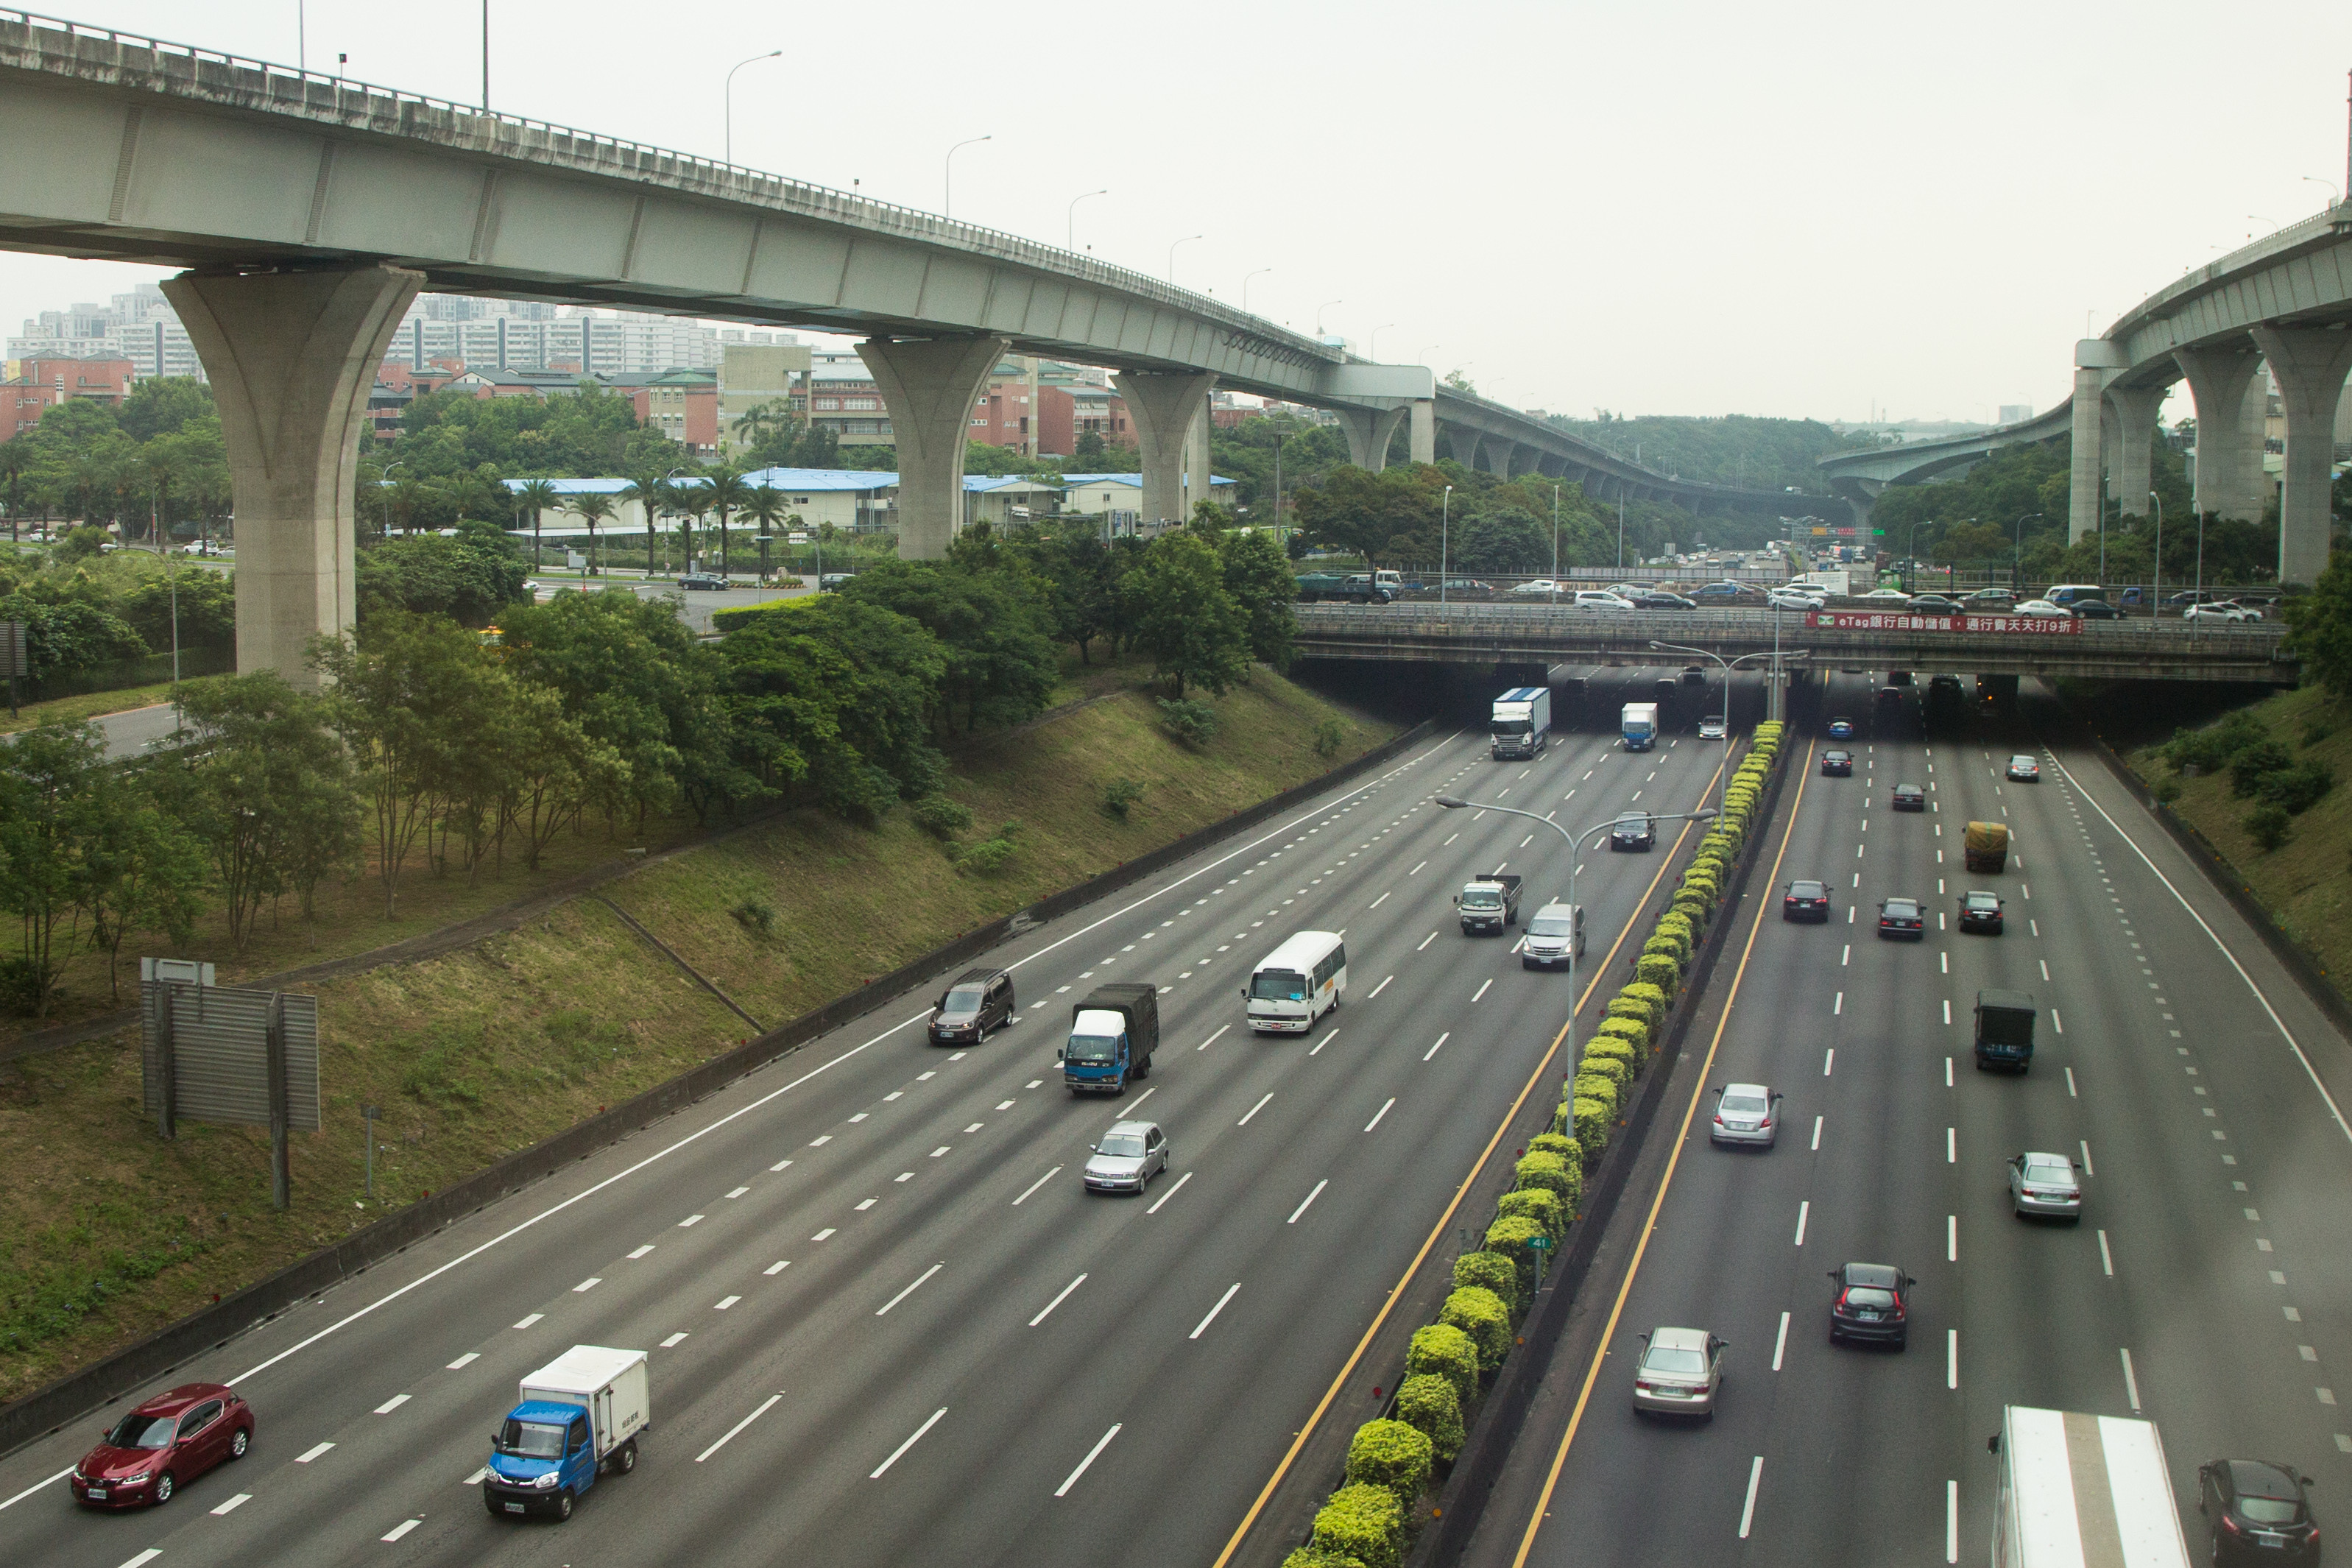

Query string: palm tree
388 476 431 537
741 482 790 582
144 451 176 548
1 446 31 545
443 472 499 525
615 472 668 576
570 490 617 575
702 465 753 579
729 398 795 453
513 478 561 571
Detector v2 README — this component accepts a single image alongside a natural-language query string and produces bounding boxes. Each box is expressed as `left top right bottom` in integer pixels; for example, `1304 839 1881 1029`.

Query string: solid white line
213 1491 253 1514
871 1408 948 1478
1948 1215 1957 1262
2099 1229 2114 1276
1773 1311 1790 1371
1472 978 1493 1002
1054 1423 1123 1497
1947 1480 1960 1564
1196 1024 1231 1051
626 1245 654 1260
1288 1179 1329 1223
1365 1098 1396 1132
1366 974 1394 1000
1011 1165 1063 1206
1424 1033 1449 1062
1031 1273 1088 1327
1190 1282 1243 1338
699 1393 784 1463
1840 944 1850 966
1369 891 1391 909
875 1263 943 1316
1310 1030 1338 1056
2120 1347 2141 1412
382 1519 421 1542
715 1295 741 1310
1946 1057 1954 1087
214 739 1468 1396
115 1553 162 1568
1793 1201 1809 1246
1238 1093 1273 1126
1739 1455 1765 1538
764 1260 788 1274
1147 1171 1193 1213
1949 1329 1959 1389
662 1332 689 1347
0 1467 73 1513
573 1276 601 1293
2050 751 2352 1146
295 1441 334 1463
2065 1067 2077 1098
1811 1116 1823 1151
1409 860 1427 875
375 1393 410 1414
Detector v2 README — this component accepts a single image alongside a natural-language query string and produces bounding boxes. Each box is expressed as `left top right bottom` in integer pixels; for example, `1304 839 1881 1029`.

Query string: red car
71 1383 252 1508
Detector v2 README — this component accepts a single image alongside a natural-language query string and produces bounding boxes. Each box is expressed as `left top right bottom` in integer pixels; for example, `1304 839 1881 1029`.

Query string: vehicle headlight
123 1471 152 1486
533 1470 562 1488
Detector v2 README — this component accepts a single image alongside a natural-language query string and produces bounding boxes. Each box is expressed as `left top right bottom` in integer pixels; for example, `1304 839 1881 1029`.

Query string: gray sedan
1084 1120 1169 1195
1709 1083 1781 1148
2008 1151 2081 1220
1632 1326 1725 1419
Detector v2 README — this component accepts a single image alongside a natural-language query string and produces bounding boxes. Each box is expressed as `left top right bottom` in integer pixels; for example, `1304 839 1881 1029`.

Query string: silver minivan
1521 902 1586 970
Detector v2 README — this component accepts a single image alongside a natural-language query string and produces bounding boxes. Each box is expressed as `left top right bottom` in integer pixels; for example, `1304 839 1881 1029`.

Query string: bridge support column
2249 323 2352 586
1483 439 1516 478
1113 368 1218 525
160 264 423 688
2104 382 2168 520
2172 343 2270 523
2066 347 2120 543
858 334 1010 558
1335 406 1407 473
1447 425 1481 469
1409 399 1436 464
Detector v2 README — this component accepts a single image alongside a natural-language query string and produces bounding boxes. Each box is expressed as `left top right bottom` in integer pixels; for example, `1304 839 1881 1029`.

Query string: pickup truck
1059 983 1159 1094
484 1345 649 1522
1455 872 1523 934
1293 572 1391 604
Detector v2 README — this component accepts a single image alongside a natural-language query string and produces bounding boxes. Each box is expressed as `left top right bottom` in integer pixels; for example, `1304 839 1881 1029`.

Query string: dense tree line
1552 412 1877 492
0 378 227 545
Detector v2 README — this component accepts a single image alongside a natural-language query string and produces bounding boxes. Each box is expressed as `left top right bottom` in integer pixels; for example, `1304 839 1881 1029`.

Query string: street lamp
1649 643 1807 808
944 135 991 219
1550 484 1561 606
1367 324 1396 360
1242 267 1273 314
1168 233 1204 285
1440 484 1453 605
2010 511 2043 593
1316 300 1343 336
1066 188 1107 250
1416 343 1441 365
723 50 781 165
2148 490 2162 616
2304 176 2342 210
1433 799 1718 1061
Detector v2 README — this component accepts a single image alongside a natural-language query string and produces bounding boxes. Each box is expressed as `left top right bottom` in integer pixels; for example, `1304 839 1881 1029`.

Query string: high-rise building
7 283 202 379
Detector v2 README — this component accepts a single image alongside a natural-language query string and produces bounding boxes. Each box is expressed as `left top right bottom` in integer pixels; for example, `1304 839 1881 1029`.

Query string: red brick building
0 355 137 439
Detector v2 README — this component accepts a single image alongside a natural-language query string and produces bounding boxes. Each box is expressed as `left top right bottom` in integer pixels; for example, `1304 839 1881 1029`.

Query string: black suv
1876 897 1924 939
1890 782 1925 811
1609 812 1656 852
1783 880 1831 922
1827 1262 1914 1347
2199 1459 2320 1564
1820 749 1854 777
928 967 1014 1044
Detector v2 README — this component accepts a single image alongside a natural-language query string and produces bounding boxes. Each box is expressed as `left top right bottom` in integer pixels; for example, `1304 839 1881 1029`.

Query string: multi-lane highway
1461 672 2352 1567
0 669 1744 1568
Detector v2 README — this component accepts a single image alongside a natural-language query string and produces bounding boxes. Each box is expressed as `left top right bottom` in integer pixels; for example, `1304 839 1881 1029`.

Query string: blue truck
484 1345 649 1522
1059 983 1159 1094
1620 702 1659 752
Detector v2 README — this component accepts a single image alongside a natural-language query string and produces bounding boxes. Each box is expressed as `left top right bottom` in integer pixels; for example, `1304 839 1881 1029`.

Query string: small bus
1243 931 1346 1034
1991 1405 2191 1568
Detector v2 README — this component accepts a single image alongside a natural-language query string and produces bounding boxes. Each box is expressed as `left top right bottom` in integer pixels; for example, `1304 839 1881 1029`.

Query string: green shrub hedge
1346 1417 1435 1505
1440 1285 1514 1369
1623 981 1667 1022
1604 995 1654 1029
1592 1016 1648 1053
1407 1323 1480 1405
1569 1095 1612 1152
1309 1483 1404 1568
1575 1054 1630 1091
1513 1150 1576 1200
1571 1072 1619 1112
1280 1550 1365 1568
1495 1187 1564 1241
1452 1249 1521 1312
1636 953 1681 994
1530 1131 1582 1166
1394 1372 1465 1463
1483 1215 1547 1296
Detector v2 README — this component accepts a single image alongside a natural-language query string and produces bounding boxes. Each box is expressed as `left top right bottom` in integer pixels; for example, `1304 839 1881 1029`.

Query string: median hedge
1483 1215 1548 1296
1346 1419 1435 1505
1452 1248 1522 1311
1439 1285 1514 1369
1407 1323 1480 1405
1494 1187 1564 1243
1394 1373 1466 1462
1309 1483 1405 1568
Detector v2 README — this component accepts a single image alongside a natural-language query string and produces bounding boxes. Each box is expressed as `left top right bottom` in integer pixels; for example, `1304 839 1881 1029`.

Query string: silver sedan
1632 1326 1726 1419
1709 1083 1781 1148
2008 1151 2081 1219
1084 1120 1169 1195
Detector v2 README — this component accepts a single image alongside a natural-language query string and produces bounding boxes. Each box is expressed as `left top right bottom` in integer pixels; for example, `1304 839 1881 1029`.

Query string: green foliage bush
1603 995 1653 1029
728 898 777 938
1346 1418 1435 1506
1495 1187 1564 1241
1512 1150 1576 1201
953 819 1020 874
1309 1483 1404 1568
2230 738 2296 797
1440 1285 1515 1369
1452 1249 1522 1313
2243 802 2292 851
1623 981 1667 1021
2151 775 2183 804
1592 1017 1648 1054
2257 759 2334 814
1642 932 1688 967
1102 777 1147 819
2164 710 2267 774
1569 1095 1612 1154
1575 1053 1629 1090
1483 1215 1547 1297
1158 696 1220 747
1407 1323 1481 1406
908 794 973 841
1636 953 1680 995
1394 1373 1466 1463
1529 1131 1581 1166
1279 1550 1365 1568
1313 716 1349 758
1572 1073 1619 1112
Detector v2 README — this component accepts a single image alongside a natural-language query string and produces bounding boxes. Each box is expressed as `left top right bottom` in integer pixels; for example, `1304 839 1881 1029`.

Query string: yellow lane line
1507 739 1816 1568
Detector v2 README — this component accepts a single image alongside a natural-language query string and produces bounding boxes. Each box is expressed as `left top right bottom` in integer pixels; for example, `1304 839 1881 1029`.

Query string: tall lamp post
2147 490 2161 617
723 50 781 165
1440 484 1454 605
1242 267 1273 314
1649 642 1806 806
1067 188 1107 250
944 135 991 219
1433 799 1717 1061
2010 512 2044 594
1550 484 1561 605
1168 234 1203 285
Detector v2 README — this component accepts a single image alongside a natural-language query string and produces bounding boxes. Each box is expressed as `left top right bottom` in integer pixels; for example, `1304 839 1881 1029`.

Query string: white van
1244 931 1346 1033
2044 583 2108 607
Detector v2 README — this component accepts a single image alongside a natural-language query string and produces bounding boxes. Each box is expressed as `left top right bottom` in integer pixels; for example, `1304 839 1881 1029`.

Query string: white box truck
1989 1405 2191 1568
1620 702 1659 752
484 1345 650 1521
1491 686 1551 760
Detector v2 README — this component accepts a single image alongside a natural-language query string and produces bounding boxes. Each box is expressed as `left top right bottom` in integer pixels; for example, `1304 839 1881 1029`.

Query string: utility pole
481 0 490 110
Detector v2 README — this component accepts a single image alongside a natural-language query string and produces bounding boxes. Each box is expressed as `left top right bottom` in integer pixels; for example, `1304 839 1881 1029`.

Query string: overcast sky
7 0 2349 428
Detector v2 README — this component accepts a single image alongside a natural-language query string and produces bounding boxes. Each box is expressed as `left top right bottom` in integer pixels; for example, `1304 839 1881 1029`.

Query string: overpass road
0 670 1747 1568
1459 674 2352 1568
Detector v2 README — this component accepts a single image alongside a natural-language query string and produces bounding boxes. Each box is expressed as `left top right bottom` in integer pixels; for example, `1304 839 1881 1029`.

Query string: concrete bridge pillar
2248 323 2352 586
2172 343 2270 523
858 334 1011 558
1483 439 1517 478
1410 400 1436 465
2066 342 2123 543
1447 425 1481 470
160 264 423 688
1113 368 1219 525
2104 382 2169 520
1335 406 1407 473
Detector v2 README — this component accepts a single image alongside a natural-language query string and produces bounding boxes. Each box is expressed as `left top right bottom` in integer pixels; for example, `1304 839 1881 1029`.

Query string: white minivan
1244 931 1346 1033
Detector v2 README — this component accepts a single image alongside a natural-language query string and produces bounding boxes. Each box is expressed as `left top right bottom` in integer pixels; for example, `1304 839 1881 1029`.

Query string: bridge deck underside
1292 608 2294 682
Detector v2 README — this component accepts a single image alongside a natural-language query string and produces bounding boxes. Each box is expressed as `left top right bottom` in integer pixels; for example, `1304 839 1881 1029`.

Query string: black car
1634 591 1696 610
1890 782 1925 811
1610 812 1656 852
818 573 854 592
1876 897 1924 939
1828 1262 1913 1347
1956 890 2005 933
678 572 727 590
1680 665 1708 686
1820 749 1854 777
1964 588 2016 610
2070 598 2122 620
1783 880 1831 922
928 967 1014 1044
1692 581 1756 602
2200 1459 2321 1564
1909 593 1962 612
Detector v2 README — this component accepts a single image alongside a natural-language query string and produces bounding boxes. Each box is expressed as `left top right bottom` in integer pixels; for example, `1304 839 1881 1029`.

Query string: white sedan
1508 579 1564 596
1766 590 1825 611
2184 601 2256 623
1573 590 1636 611
1853 587 1912 604
2014 598 2071 618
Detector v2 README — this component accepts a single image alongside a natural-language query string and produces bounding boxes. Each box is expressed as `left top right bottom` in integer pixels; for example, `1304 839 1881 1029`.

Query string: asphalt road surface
1460 673 2352 1568
1 670 1750 1568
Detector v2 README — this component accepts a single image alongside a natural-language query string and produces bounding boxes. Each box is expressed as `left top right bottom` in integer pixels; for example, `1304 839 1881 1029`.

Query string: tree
1216 525 1299 670
1011 517 1123 663
84 792 209 994
741 482 791 579
0 719 110 1015
838 559 1059 732
1120 530 1251 696
615 473 670 573
570 490 617 574
117 378 214 443
2284 548 2352 701
1451 506 1549 573
512 476 561 569
355 532 529 627
702 466 753 576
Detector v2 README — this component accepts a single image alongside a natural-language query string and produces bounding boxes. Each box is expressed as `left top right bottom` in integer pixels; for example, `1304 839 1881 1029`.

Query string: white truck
483 1345 650 1521
1620 702 1659 752
1988 1405 2192 1568
1490 686 1551 760
1790 569 1850 598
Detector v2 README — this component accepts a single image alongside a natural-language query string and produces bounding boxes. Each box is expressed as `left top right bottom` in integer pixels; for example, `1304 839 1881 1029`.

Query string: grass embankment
0 682 178 736
0 663 1395 1405
2122 684 2352 986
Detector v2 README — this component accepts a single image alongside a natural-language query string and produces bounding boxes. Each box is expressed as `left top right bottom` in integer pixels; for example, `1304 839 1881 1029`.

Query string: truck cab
1490 686 1551 760
1455 872 1523 934
1060 983 1158 1093
484 1346 648 1522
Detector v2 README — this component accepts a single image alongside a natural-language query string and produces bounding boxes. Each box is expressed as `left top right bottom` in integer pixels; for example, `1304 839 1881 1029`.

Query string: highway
1 668 1742 1568
1460 672 2352 1567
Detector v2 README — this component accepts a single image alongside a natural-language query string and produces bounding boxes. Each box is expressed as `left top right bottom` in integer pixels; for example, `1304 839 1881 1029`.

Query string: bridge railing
1295 601 2291 649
